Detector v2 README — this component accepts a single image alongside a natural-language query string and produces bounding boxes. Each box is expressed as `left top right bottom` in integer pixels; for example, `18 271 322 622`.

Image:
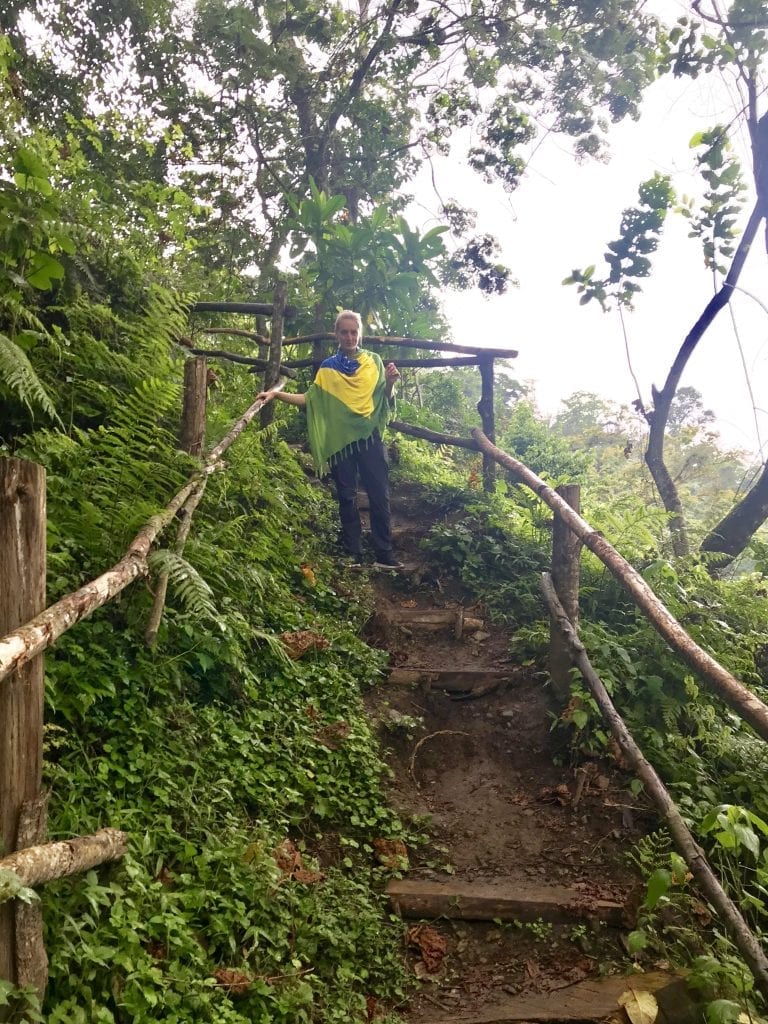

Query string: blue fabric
321 349 360 376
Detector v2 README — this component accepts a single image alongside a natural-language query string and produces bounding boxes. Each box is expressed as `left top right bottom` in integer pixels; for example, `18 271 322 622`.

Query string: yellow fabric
313 351 380 417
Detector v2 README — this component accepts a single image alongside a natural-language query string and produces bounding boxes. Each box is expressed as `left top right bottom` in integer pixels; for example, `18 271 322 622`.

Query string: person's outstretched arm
256 389 306 406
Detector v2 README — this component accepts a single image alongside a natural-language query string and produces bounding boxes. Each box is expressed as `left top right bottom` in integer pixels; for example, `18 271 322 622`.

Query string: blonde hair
334 309 363 333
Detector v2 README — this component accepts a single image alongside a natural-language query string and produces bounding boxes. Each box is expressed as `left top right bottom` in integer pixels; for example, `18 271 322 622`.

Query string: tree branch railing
542 574 768 1001
0 380 288 687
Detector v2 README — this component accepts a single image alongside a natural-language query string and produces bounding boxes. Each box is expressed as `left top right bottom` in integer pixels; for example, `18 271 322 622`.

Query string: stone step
387 877 626 927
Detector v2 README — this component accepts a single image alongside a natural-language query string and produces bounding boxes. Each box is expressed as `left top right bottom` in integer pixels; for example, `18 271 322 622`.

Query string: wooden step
387 668 513 694
416 970 694 1023
387 878 625 927
374 607 483 637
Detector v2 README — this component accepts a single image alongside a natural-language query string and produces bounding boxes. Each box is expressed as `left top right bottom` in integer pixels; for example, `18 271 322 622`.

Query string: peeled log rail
0 829 128 898
471 428 768 745
0 382 288 685
541 573 768 1001
281 332 518 358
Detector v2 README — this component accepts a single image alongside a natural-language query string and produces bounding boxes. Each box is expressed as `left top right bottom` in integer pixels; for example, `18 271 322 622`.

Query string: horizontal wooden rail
542 573 768 1000
285 355 483 370
390 420 480 451
0 828 128 897
182 346 297 378
195 328 267 343
191 301 297 317
282 332 517 358
0 381 288 685
470 428 768 743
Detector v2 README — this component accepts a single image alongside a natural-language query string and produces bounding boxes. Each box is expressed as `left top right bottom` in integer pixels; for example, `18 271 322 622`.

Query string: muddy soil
360 481 657 1022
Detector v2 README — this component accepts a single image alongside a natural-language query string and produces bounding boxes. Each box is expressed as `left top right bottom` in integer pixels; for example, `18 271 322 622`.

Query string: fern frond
0 293 48 334
0 331 61 423
148 549 220 623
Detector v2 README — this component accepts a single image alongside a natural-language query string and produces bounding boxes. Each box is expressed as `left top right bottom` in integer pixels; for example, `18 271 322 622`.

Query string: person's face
336 317 360 354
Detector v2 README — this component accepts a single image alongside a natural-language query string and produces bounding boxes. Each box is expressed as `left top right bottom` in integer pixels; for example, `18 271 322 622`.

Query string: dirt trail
360 482 686 1024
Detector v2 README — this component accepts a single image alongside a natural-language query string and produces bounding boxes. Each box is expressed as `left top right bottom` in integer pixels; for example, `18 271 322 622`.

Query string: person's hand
256 391 273 403
385 362 400 386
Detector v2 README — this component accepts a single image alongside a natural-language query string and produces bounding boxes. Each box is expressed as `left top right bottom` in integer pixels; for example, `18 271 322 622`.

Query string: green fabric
305 350 393 473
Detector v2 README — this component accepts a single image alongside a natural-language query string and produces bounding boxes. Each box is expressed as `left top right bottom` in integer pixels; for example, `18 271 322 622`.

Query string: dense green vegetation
3 2 768 1021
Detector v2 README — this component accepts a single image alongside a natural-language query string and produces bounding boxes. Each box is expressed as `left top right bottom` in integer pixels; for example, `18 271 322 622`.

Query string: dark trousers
329 434 392 559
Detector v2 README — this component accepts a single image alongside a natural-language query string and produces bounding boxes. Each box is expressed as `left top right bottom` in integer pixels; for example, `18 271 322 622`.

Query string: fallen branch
541 573 768 1000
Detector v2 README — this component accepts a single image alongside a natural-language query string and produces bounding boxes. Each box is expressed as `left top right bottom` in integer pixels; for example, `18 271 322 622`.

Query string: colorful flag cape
305 349 392 473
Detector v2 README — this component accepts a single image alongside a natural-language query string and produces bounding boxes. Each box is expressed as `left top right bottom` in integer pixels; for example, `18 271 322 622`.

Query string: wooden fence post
261 281 286 428
548 484 581 703
0 458 46 1004
180 356 208 458
477 356 495 492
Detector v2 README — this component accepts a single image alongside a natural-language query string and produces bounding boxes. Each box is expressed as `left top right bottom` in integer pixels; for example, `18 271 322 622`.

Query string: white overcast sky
408 55 768 459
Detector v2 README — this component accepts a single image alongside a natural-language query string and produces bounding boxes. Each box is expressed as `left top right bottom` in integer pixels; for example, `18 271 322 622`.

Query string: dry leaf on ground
407 924 447 972
279 629 330 659
213 968 252 997
274 838 302 876
314 721 351 749
618 987 658 1024
373 838 409 870
273 839 325 884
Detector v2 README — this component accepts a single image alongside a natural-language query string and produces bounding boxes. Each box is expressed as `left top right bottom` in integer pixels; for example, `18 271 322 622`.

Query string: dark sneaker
373 555 404 570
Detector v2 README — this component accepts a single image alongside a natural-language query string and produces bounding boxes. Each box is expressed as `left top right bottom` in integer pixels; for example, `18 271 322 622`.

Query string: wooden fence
3 293 768 1008
187 295 518 492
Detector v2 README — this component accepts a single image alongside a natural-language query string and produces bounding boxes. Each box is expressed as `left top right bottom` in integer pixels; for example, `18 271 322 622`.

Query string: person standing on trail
256 310 402 568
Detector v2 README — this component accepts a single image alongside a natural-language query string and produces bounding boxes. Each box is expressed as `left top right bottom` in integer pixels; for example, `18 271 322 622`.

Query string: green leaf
14 146 49 178
26 252 65 290
644 868 672 909
627 929 648 954
705 1000 746 1024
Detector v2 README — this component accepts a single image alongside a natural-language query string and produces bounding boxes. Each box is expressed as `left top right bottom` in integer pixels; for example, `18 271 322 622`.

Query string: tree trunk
643 202 763 557
700 459 768 568
14 795 49 1000
0 459 46 993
